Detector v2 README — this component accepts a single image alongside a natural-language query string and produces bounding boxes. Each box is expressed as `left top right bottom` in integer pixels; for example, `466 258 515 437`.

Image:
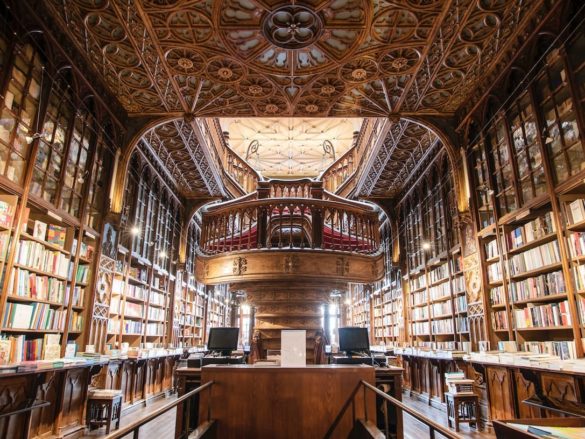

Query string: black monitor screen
338 327 370 353
207 327 239 352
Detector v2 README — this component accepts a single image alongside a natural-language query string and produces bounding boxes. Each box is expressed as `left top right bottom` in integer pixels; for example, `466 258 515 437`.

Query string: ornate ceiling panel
359 119 440 197
141 119 224 198
41 0 551 117
220 118 362 178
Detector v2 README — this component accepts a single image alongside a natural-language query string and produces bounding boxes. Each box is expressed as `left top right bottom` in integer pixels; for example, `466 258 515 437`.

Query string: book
64 343 77 359
42 334 61 360
11 303 33 329
32 220 47 241
46 224 66 248
0 196 16 229
0 339 11 364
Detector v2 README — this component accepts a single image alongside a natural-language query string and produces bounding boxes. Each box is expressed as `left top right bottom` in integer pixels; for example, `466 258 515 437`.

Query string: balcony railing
199 197 380 255
259 178 314 199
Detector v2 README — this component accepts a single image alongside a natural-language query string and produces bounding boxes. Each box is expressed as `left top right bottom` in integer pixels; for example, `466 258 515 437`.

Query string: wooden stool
445 392 480 432
86 390 123 434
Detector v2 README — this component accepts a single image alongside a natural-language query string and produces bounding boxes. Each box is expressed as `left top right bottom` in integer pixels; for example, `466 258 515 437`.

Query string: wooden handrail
0 399 50 419
360 381 462 439
201 196 378 216
103 380 214 439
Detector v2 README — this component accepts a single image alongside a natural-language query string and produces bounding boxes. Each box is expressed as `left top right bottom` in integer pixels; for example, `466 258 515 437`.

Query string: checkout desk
175 364 403 439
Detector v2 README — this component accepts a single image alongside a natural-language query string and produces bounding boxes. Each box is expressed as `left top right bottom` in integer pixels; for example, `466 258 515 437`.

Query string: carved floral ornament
40 0 549 117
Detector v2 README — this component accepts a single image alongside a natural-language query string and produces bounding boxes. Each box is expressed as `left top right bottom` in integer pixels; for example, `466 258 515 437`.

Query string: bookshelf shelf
19 233 70 255
507 232 557 255
12 264 69 281
7 296 64 307
512 293 569 306
515 326 573 332
509 263 563 281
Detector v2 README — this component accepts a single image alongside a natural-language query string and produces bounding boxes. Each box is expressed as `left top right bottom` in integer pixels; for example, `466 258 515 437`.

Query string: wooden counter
175 365 403 439
94 354 180 412
395 352 585 430
0 353 180 439
0 361 105 439
200 364 376 439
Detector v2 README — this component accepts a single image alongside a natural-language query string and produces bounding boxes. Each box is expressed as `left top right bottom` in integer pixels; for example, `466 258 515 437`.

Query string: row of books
150 291 165 306
485 239 499 259
8 268 67 303
567 231 585 257
410 275 426 290
68 312 83 331
431 318 453 334
383 289 402 302
28 221 67 248
124 321 143 334
566 198 585 224
452 275 465 293
490 286 505 305
573 265 585 291
514 300 571 328
75 264 90 284
431 301 451 316
71 286 85 308
0 335 47 363
2 302 66 330
411 307 428 320
147 307 165 321
146 323 164 336
507 212 555 250
493 310 509 330
411 290 427 305
455 295 467 313
522 340 578 360
487 262 503 283
128 266 148 282
429 282 450 301
127 284 147 300
15 241 70 277
411 321 430 335
456 316 468 332
72 239 95 260
509 241 561 275
124 302 143 319
429 264 448 283
509 270 566 302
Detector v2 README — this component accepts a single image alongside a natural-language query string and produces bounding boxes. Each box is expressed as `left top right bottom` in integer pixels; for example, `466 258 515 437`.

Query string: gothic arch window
0 39 45 184
31 68 75 204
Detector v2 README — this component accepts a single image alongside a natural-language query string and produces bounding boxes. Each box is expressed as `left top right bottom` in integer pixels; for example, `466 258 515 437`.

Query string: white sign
281 330 306 367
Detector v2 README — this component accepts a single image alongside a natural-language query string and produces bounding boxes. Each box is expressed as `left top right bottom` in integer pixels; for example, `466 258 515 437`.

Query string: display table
175 365 403 439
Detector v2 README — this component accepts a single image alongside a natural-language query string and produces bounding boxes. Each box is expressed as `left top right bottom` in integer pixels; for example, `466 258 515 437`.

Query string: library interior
1 0 585 438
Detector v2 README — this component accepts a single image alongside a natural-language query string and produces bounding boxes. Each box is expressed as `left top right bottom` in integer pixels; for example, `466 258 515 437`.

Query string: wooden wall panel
486 366 515 420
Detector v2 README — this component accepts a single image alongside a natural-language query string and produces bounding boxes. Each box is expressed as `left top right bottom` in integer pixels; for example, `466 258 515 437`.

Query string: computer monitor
207 327 239 355
338 327 370 355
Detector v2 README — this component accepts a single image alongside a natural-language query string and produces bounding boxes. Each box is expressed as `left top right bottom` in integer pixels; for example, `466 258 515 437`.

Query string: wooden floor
80 392 497 439
81 395 178 439
402 394 495 439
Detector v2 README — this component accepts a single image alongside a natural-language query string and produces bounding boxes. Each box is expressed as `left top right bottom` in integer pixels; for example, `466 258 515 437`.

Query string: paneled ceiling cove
43 0 549 117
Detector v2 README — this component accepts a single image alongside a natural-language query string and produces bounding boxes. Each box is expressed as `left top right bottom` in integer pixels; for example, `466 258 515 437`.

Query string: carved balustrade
264 179 314 199
321 149 355 193
199 197 380 255
225 149 259 193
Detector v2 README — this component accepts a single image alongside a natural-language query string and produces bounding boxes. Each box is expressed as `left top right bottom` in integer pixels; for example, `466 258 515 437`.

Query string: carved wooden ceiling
42 0 550 118
141 119 224 197
357 119 440 197
34 0 552 200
